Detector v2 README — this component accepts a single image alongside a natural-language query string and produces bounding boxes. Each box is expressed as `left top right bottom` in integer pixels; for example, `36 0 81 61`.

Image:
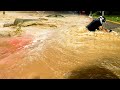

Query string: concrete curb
106 20 120 25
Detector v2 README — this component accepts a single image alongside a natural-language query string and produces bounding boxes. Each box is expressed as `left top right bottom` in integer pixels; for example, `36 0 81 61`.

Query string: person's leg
98 26 111 32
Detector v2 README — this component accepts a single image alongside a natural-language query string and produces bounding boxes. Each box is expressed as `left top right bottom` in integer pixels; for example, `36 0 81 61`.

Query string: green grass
105 15 120 22
92 13 120 22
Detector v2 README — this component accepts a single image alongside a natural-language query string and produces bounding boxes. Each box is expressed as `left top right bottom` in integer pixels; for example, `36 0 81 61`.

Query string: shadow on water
67 65 119 79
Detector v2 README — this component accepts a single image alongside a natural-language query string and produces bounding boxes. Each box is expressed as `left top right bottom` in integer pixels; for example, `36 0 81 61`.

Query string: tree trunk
102 11 104 16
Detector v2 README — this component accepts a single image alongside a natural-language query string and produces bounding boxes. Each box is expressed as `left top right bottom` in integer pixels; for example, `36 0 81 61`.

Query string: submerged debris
3 18 57 28
3 18 48 27
46 14 64 18
3 23 14 27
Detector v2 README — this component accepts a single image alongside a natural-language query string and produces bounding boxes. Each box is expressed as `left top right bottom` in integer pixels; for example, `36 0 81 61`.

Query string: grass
105 15 120 22
92 13 120 22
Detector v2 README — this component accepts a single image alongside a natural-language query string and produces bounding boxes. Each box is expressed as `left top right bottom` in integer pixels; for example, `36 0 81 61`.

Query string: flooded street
0 11 120 79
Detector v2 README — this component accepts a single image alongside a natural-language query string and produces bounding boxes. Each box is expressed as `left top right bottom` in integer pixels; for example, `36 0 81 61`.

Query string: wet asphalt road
103 21 120 32
104 21 120 29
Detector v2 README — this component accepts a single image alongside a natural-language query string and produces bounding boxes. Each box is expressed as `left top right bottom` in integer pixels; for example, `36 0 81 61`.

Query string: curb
106 20 120 25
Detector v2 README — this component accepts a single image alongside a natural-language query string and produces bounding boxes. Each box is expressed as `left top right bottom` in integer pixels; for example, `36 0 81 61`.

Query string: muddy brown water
0 12 120 79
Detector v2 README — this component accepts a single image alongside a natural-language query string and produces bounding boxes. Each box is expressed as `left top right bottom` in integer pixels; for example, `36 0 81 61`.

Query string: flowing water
0 11 120 79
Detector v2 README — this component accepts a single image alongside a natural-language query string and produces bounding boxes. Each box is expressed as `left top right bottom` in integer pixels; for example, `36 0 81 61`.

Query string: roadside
103 21 120 31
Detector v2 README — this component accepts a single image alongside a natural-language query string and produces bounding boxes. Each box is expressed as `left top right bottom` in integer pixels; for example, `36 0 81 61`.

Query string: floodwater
0 11 120 79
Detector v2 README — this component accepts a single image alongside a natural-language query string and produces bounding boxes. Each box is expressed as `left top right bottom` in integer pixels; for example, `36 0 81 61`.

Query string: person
86 16 112 32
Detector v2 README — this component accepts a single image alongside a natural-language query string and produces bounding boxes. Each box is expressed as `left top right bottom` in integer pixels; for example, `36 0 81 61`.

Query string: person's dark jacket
86 19 102 31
